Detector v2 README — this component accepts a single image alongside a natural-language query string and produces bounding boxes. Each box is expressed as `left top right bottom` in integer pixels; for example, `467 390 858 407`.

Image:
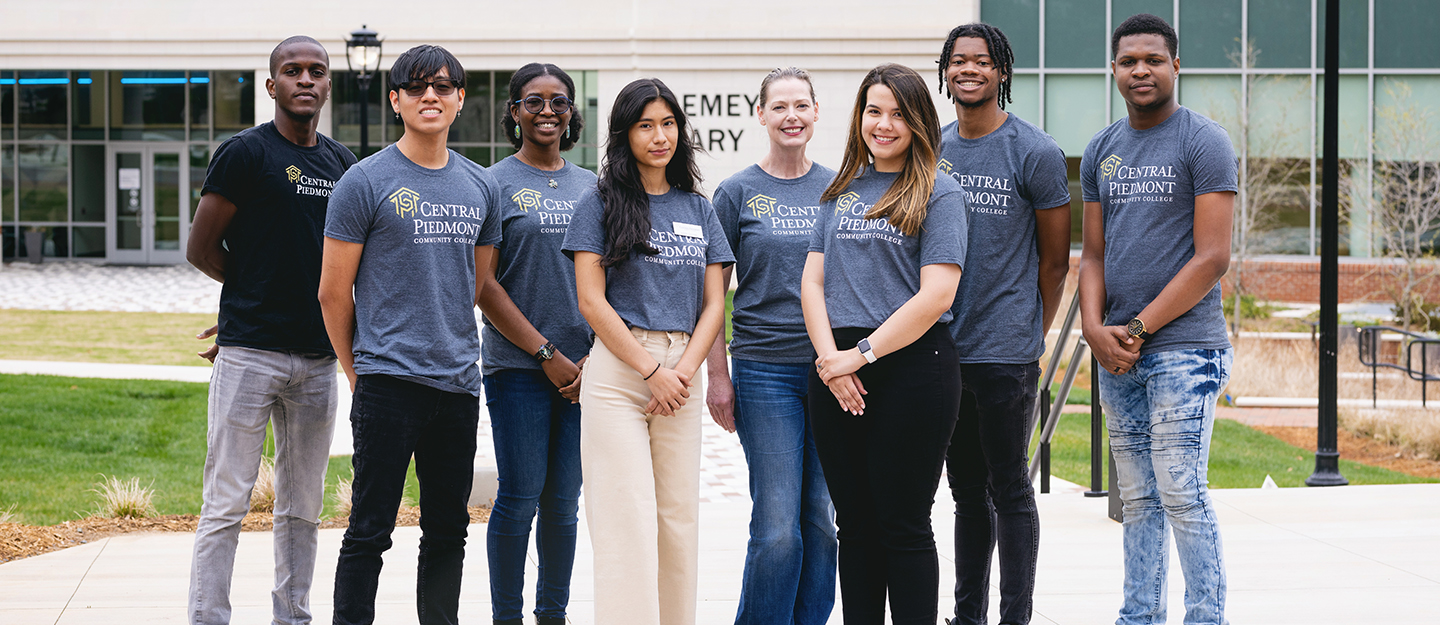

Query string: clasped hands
815 348 868 416
1084 324 1144 376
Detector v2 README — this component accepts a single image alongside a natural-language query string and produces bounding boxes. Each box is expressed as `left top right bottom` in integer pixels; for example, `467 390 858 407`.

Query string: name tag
673 221 705 239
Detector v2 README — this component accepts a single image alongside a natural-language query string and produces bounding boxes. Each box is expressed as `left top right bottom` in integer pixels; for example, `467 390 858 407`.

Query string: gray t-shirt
324 145 503 395
807 167 969 330
1081 106 1237 355
941 114 1071 363
480 156 597 374
714 163 835 364
561 187 736 333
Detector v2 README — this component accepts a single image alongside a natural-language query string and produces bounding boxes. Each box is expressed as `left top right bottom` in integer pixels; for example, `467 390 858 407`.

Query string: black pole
1084 357 1107 497
357 74 372 159
1039 387 1051 495
1308 0 1348 487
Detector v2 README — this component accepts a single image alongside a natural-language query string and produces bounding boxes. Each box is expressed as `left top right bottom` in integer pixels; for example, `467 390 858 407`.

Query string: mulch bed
1 506 490 564
1257 425 1440 479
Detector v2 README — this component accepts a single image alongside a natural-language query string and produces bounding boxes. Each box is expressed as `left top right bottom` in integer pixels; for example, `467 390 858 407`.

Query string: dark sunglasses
398 78 461 97
514 95 573 115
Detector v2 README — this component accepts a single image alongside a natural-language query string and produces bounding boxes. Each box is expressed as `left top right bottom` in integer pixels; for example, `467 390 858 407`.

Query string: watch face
1127 318 1145 337
537 344 556 360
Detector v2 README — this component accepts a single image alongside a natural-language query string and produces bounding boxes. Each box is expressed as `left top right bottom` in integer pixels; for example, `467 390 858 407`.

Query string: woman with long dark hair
561 77 733 625
476 62 594 625
800 63 968 624
704 67 838 625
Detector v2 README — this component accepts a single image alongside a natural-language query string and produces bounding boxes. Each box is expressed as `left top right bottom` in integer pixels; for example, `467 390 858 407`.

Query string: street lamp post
345 25 383 158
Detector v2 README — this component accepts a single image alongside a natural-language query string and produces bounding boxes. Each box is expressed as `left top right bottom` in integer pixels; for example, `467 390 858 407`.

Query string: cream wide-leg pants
579 327 702 625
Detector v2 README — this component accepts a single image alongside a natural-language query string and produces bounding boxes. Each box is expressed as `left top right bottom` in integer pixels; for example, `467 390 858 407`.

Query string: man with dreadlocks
936 22 1072 625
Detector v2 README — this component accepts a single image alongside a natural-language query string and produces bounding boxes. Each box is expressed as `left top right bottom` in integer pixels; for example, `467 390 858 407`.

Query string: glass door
106 144 187 264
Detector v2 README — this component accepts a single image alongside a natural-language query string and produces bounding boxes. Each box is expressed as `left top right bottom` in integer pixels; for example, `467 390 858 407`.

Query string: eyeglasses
514 95 573 115
398 78 461 97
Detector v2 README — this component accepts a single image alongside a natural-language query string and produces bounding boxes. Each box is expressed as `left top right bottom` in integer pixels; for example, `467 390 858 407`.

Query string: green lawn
0 373 417 526
1039 412 1436 489
0 309 218 366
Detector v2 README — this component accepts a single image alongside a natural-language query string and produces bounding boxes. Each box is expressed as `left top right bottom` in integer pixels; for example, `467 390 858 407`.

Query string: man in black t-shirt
185 36 356 625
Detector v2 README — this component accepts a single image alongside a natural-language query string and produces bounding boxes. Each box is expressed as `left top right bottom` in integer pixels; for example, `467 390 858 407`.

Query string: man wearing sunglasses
321 44 502 625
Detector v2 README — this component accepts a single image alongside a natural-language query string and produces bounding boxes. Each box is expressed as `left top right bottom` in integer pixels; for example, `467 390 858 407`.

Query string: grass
0 309 217 366
1040 412 1437 488
0 373 418 525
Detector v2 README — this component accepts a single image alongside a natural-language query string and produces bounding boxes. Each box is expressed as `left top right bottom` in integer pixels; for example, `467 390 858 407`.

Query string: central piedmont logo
1099 154 1123 180
389 187 421 217
746 193 778 217
835 191 861 215
937 159 954 175
512 188 543 213
285 165 302 183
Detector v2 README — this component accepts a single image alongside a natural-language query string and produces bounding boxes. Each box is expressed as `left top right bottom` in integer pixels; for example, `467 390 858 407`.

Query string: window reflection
110 71 187 140
18 144 67 222
19 71 67 140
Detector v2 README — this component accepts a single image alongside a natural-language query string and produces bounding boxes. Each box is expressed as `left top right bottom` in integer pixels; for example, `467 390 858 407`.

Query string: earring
456 109 462 117
514 125 521 139
565 127 571 139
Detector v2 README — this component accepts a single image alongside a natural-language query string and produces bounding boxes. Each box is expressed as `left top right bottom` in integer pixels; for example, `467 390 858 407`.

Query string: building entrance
106 143 188 264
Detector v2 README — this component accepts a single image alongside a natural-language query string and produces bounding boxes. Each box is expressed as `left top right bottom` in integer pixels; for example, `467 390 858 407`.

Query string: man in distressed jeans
1079 14 1237 625
186 35 356 625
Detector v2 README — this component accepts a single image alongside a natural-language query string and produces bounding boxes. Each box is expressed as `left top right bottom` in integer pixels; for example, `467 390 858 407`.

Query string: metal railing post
1084 356 1107 498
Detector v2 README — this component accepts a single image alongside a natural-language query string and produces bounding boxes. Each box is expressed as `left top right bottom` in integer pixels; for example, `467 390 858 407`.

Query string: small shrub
249 456 276 513
331 477 354 520
1341 408 1440 460
1391 297 1440 333
1223 294 1278 320
91 475 157 519
0 503 21 524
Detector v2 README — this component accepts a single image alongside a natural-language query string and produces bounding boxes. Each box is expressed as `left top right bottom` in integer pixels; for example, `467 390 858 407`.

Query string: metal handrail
1357 325 1440 407
1027 291 1094 486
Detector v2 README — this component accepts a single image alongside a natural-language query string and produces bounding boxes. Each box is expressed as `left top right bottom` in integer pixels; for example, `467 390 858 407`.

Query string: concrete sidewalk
3 479 1437 624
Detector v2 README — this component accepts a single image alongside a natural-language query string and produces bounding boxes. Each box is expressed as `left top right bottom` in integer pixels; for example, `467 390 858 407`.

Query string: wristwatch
857 337 878 364
1126 318 1153 341
534 342 556 362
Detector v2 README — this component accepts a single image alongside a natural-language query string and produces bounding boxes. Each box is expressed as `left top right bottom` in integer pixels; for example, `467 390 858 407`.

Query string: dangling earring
514 125 521 140
456 109 462 117
565 126 571 139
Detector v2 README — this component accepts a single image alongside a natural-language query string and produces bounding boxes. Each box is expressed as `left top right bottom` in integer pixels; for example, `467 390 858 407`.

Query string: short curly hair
501 63 584 152
1111 13 1178 59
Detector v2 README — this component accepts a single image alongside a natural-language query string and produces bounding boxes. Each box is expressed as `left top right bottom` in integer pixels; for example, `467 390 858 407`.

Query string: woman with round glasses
476 62 594 625
562 77 732 625
704 67 838 625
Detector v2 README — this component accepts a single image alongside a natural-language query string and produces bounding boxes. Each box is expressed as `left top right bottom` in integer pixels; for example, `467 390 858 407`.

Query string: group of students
184 11 1236 625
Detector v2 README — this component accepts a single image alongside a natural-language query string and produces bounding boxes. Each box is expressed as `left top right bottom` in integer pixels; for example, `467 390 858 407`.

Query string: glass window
1065 157 1083 246
1180 0 1241 67
33 226 68 258
1045 0 1107 68
18 71 68 140
73 71 104 140
1 145 12 224
1249 75 1313 158
460 146 492 167
1008 74 1041 128
213 71 254 142
493 71 514 147
73 226 104 258
190 145 209 222
72 145 105 223
332 70 384 149
1249 0 1312 68
1374 76 1440 161
1376 0 1440 68
981 0 1039 68
2 71 12 140
1113 0 1173 25
1180 75 1242 148
449 71 491 144
110 71 186 140
1317 0 1368 68
573 70 602 171
190 71 210 141
1317 75 1369 159
18 144 67 222
1045 75 1108 155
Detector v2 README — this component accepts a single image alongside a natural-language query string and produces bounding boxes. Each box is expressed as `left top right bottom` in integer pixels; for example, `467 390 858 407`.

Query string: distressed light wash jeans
188 346 337 625
1097 347 1233 625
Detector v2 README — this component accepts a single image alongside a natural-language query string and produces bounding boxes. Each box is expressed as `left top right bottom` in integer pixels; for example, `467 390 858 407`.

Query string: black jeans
808 325 961 625
333 374 479 625
946 362 1041 625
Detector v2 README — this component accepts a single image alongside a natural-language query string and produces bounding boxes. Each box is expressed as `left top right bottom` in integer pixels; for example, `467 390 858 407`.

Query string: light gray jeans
188 345 337 625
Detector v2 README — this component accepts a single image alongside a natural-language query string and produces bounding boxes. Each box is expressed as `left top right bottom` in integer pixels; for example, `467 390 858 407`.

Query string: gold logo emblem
512 188 543 213
937 159 953 175
746 193 778 217
285 165 302 183
835 191 861 215
389 187 421 217
1099 154 1123 180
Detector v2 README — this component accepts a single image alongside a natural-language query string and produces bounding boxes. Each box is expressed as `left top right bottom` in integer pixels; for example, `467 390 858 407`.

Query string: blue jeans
731 358 837 625
1098 348 1233 625
333 374 479 625
482 369 583 625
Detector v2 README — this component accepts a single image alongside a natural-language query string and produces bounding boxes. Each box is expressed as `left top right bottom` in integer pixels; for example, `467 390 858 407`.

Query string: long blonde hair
820 63 942 237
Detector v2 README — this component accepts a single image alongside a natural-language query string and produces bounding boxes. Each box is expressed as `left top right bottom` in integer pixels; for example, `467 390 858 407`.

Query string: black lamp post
345 25 383 158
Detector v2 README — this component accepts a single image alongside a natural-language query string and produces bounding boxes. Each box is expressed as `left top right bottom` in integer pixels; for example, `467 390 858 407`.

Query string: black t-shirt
203 121 357 356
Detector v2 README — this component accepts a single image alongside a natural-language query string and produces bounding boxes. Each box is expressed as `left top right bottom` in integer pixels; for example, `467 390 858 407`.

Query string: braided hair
937 22 1014 110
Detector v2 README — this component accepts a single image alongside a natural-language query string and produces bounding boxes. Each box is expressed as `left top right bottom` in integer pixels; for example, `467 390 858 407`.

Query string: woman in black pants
799 63 969 625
